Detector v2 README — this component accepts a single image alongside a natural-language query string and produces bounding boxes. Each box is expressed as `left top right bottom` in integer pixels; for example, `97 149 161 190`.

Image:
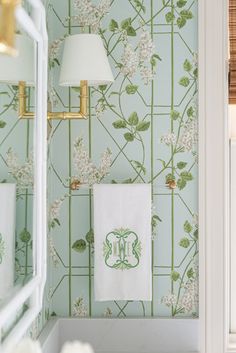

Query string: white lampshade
0 34 34 85
59 34 114 87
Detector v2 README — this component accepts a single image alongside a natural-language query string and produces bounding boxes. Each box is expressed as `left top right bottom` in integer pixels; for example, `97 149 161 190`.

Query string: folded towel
0 184 16 301
94 184 152 301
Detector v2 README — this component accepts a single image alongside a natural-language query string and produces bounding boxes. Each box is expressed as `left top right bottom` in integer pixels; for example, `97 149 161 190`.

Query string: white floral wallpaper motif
47 0 198 318
0 0 198 327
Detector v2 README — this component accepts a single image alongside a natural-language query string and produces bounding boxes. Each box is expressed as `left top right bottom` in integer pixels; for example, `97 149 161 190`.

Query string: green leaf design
179 237 190 248
183 59 192 72
187 268 194 278
179 77 190 87
126 26 136 36
54 218 60 226
193 228 198 239
170 110 180 120
193 67 198 78
152 53 162 61
125 84 138 94
153 214 162 222
20 228 31 243
180 171 193 181
177 161 187 169
113 120 127 129
121 18 132 29
0 120 6 128
171 270 180 281
177 178 186 190
180 10 193 19
133 0 146 12
152 214 162 232
99 85 108 91
136 121 150 131
177 17 186 28
124 132 135 142
176 0 187 8
132 160 146 174
122 178 133 183
187 106 194 117
109 19 118 32
72 239 87 253
128 112 139 125
54 58 60 66
166 173 175 183
165 12 175 23
184 220 193 233
85 229 94 244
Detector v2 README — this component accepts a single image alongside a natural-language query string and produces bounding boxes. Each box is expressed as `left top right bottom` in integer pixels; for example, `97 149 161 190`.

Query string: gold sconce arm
18 80 34 118
18 80 88 120
47 80 88 120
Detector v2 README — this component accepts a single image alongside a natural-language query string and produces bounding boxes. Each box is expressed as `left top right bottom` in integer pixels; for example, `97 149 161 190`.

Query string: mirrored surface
0 29 35 306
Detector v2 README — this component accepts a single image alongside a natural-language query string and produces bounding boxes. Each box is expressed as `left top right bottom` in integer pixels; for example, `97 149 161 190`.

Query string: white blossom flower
48 236 59 267
121 43 139 77
103 307 112 317
72 0 110 33
160 132 177 146
72 297 88 317
49 37 65 60
7 339 42 353
140 65 154 85
6 148 34 190
73 137 112 186
161 293 177 307
95 101 106 118
178 119 198 152
180 277 198 313
138 28 155 62
49 195 67 223
61 341 94 353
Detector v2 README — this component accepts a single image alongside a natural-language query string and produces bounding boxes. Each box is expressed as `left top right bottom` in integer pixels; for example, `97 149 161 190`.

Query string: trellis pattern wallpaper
0 0 198 327
47 0 198 318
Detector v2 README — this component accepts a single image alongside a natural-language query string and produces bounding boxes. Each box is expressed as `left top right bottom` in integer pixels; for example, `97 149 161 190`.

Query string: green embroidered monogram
0 233 5 264
103 228 142 270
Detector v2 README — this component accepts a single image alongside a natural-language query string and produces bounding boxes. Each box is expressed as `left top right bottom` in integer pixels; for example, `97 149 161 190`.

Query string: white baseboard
39 318 199 353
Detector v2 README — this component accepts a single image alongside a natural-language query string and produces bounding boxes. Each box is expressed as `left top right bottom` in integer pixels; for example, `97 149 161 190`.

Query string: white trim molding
198 0 230 352
0 0 48 351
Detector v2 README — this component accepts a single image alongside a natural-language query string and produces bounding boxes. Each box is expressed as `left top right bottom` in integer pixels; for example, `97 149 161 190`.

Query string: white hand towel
94 183 152 301
0 183 16 301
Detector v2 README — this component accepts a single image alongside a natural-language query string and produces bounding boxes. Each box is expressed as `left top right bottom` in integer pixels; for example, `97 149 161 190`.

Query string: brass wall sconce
0 0 20 56
0 33 114 120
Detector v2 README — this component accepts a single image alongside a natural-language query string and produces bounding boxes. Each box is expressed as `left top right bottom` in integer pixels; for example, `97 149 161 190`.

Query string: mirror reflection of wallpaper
0 83 34 293
47 0 198 319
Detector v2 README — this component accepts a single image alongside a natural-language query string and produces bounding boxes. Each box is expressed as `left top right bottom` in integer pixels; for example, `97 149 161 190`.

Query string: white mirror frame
0 0 47 350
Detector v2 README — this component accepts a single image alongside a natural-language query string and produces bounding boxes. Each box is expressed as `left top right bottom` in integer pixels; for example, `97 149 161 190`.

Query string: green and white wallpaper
47 0 198 318
0 0 198 327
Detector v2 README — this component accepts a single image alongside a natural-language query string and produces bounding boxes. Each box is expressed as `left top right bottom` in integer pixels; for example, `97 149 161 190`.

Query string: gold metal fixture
18 81 34 118
47 80 88 120
18 80 88 120
0 0 20 56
